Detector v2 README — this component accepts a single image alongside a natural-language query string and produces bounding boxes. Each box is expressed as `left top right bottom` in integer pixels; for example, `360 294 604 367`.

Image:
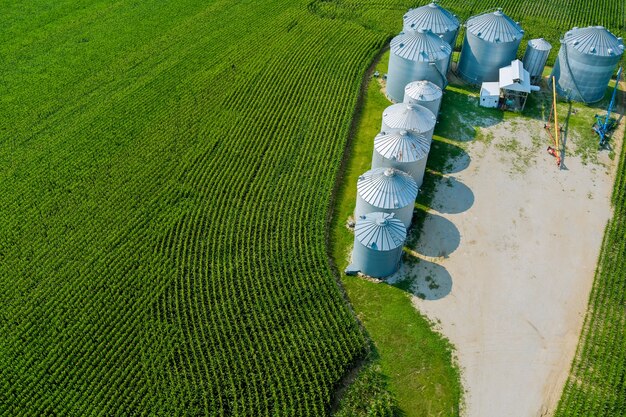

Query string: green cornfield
0 1 412 415
0 0 624 416
553 106 626 416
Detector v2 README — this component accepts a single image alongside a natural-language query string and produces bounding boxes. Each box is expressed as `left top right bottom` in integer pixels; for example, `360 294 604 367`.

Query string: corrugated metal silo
523 38 552 84
402 2 460 47
404 80 443 117
381 103 437 141
551 26 624 103
372 130 431 187
355 167 418 228
351 212 407 278
457 9 524 85
386 28 452 102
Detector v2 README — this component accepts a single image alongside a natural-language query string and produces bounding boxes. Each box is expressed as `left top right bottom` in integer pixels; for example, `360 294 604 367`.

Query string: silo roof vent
391 28 451 61
357 168 418 210
355 212 407 252
564 26 624 57
466 9 523 43
402 2 460 36
374 130 430 162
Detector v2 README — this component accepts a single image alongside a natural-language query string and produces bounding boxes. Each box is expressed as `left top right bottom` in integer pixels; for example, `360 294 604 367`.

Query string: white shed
499 59 539 111
480 82 500 108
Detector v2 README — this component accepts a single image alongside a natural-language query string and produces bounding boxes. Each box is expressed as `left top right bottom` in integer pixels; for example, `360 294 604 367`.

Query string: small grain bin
381 103 437 141
402 2 461 48
355 167 418 228
372 130 431 187
523 38 552 84
386 28 452 102
350 212 407 278
457 9 524 85
404 80 443 117
551 26 624 103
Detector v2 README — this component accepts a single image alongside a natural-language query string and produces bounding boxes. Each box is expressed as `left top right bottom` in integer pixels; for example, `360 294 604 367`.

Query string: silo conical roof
563 26 624 57
390 28 452 62
465 9 523 43
355 212 407 251
382 103 437 133
357 168 418 209
528 38 552 51
404 80 443 102
403 2 460 35
374 130 430 162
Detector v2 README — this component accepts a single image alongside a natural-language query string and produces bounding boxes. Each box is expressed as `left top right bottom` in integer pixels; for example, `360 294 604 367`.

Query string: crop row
554 130 626 416
0 0 414 415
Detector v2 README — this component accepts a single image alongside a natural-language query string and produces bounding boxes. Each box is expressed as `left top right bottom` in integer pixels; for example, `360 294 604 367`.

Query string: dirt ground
389 114 621 416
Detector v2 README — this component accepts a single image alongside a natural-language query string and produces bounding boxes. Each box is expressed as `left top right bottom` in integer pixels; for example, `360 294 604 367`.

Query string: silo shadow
427 175 474 215
410 211 461 258
389 258 453 301
426 140 471 174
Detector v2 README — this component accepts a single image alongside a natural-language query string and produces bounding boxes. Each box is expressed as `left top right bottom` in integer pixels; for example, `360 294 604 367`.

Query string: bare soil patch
389 113 621 416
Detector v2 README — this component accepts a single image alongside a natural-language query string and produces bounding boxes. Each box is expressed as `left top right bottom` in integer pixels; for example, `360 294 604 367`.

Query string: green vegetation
0 1 419 415
553 94 626 416
331 52 461 417
1 0 624 415
554 132 626 416
334 364 398 417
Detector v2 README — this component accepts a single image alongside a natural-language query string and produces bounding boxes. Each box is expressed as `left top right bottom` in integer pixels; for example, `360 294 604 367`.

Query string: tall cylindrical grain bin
522 38 552 84
352 212 407 278
372 130 431 187
355 167 418 228
381 103 437 141
402 2 460 48
386 28 452 102
457 9 524 85
550 26 624 103
404 80 443 117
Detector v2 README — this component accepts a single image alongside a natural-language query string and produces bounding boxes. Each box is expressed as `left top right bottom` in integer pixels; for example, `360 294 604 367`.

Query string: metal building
355 167 418 228
457 8 524 85
372 130 431 187
551 26 624 103
349 212 407 278
386 28 452 102
381 103 437 141
404 80 443 117
402 2 461 47
523 38 552 84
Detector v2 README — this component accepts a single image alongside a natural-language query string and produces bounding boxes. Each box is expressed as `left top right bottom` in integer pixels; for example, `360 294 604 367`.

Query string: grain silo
402 2 461 47
350 212 407 278
381 103 437 141
404 80 443 117
386 28 452 102
457 8 524 85
372 130 431 187
355 167 418 228
522 38 552 84
551 26 624 103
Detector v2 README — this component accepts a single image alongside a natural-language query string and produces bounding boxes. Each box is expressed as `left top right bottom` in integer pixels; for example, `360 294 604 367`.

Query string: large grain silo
355 167 418 228
372 130 431 187
351 212 407 278
381 103 437 141
457 8 524 85
551 26 624 103
402 2 461 47
404 80 443 117
523 38 552 84
386 28 452 102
